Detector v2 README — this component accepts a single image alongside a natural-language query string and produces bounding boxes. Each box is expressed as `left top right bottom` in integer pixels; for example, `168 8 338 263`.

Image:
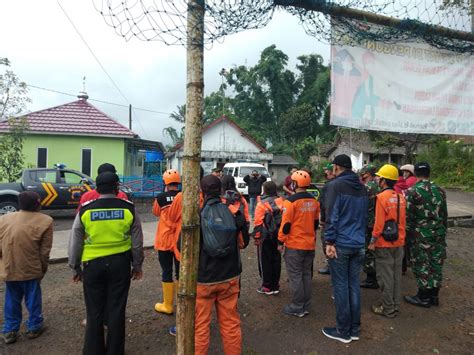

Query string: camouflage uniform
406 180 448 289
363 179 380 278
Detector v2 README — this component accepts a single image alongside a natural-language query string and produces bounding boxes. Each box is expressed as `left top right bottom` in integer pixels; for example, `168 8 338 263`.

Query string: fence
121 175 164 198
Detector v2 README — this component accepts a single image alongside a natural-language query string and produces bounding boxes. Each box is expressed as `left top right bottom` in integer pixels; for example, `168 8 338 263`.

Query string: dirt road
1 226 473 354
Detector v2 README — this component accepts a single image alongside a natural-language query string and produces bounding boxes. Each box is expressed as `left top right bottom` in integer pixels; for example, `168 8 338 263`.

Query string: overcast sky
1 0 330 144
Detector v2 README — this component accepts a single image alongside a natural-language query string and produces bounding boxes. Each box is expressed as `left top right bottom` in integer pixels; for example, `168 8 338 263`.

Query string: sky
1 0 330 144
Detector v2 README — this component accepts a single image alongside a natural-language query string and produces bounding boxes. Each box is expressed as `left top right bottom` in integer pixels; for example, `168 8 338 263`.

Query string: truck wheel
0 201 19 215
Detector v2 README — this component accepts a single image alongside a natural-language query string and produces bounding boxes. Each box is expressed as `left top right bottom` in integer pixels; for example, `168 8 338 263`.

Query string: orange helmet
291 170 311 188
163 169 181 185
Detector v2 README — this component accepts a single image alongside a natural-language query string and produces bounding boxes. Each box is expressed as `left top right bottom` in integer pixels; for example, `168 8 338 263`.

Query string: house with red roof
167 115 273 174
0 93 165 178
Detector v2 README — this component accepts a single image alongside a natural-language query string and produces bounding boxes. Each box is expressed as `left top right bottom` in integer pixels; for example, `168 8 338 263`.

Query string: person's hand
132 270 143 280
325 245 337 259
277 244 285 254
368 242 376 251
73 273 82 283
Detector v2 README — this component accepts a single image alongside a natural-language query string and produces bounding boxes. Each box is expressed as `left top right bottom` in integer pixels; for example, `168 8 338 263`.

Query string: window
37 148 47 168
29 170 56 183
239 167 269 177
60 171 84 184
81 149 92 177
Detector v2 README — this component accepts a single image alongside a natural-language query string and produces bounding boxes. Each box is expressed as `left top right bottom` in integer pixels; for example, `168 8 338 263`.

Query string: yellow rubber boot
155 282 174 314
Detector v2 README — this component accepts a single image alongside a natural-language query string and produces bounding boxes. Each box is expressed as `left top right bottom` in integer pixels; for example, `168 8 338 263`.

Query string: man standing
195 175 243 355
282 166 298 196
359 164 380 289
278 170 320 318
243 170 267 218
368 165 406 318
322 154 368 344
318 163 335 275
404 162 447 308
69 172 144 355
0 191 53 344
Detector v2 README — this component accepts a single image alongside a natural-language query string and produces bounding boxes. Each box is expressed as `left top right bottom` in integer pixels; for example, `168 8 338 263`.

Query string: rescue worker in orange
153 169 181 314
278 170 320 317
195 175 243 355
368 164 406 318
253 181 284 295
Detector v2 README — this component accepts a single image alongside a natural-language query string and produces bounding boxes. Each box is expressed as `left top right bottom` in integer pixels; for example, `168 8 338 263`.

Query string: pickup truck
0 168 130 215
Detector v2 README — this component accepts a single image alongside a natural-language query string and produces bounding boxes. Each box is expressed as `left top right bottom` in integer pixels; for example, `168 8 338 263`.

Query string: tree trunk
176 1 205 354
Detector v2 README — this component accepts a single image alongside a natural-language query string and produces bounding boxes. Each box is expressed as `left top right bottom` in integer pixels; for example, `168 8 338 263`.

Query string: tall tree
0 58 30 181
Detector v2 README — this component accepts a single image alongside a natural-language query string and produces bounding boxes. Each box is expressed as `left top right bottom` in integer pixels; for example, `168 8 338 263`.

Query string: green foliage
0 59 30 182
417 139 474 190
0 117 28 182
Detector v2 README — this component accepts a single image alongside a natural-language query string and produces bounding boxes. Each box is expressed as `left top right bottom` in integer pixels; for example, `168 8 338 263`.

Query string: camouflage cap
360 163 377 176
323 163 333 171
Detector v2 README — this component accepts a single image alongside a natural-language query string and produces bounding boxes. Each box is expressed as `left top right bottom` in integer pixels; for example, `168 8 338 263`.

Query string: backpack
262 197 282 241
201 198 238 258
223 190 249 248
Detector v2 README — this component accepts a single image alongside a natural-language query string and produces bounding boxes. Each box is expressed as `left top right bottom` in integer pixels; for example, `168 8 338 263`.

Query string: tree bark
176 1 205 354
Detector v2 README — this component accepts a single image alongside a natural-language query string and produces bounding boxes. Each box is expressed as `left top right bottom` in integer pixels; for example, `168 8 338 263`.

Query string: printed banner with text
330 22 474 135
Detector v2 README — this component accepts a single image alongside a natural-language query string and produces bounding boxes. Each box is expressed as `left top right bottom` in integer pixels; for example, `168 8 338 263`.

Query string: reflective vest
79 198 135 262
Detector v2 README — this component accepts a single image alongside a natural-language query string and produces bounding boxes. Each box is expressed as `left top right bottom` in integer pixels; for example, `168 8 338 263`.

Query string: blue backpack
201 199 238 258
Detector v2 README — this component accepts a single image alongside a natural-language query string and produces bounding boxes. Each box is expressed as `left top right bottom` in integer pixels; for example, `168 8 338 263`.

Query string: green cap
360 164 376 175
323 163 333 171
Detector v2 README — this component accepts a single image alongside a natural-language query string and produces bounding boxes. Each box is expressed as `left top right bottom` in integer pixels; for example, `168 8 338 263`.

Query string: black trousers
82 251 132 355
258 237 281 290
158 250 180 282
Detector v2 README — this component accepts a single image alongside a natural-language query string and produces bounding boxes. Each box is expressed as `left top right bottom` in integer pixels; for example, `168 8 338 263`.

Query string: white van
222 162 271 196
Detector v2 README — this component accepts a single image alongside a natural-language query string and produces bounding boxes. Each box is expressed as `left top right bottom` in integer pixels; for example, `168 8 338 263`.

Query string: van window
223 167 231 176
239 167 269 177
233 168 239 177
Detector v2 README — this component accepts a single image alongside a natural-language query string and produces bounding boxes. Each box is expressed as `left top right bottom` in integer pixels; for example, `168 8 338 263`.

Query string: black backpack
201 198 238 258
262 197 282 241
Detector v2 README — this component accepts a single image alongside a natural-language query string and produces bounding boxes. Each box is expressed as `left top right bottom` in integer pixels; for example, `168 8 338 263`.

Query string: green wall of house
23 135 126 176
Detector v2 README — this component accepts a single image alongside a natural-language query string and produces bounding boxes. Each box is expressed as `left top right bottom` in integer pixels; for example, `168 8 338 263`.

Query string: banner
330 23 474 135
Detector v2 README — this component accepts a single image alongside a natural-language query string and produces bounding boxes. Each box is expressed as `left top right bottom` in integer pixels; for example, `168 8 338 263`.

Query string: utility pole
176 1 205 354
129 104 132 130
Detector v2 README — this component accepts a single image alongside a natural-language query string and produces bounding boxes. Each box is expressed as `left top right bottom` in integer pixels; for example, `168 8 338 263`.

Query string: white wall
203 121 263 153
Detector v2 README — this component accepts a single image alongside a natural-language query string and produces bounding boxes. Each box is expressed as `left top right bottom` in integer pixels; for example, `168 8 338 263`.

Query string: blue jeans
249 196 257 218
3 279 43 333
328 246 365 337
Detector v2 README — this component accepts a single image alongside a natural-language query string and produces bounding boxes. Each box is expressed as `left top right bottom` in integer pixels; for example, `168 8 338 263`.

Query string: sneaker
322 327 352 344
272 288 280 295
283 305 306 318
303 310 310 316
318 266 330 275
3 331 18 344
371 305 396 318
27 325 46 340
257 287 274 295
350 334 360 341
168 326 176 336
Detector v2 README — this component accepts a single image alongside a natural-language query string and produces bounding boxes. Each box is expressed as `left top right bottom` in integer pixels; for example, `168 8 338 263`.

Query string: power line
26 84 171 115
56 0 130 104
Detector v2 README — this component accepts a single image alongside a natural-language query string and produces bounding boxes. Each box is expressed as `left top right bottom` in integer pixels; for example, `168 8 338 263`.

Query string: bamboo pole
273 0 474 43
176 1 205 354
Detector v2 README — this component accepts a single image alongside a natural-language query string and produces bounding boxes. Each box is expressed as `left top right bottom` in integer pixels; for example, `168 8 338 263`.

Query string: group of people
0 154 448 353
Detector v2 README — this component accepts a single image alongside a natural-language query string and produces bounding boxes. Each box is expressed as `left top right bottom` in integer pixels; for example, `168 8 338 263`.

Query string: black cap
97 163 117 174
96 172 119 187
332 154 352 169
414 162 430 177
200 175 221 195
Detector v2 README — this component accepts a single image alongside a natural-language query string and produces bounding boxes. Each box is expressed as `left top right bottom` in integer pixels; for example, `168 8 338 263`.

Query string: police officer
359 164 381 289
68 172 144 355
404 162 447 308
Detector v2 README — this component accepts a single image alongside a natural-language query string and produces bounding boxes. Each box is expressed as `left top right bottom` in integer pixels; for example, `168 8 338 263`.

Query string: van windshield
239 167 269 177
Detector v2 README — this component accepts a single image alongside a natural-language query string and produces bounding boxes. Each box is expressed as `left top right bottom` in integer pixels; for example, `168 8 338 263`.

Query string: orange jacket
278 191 320 250
153 190 180 251
221 195 249 249
253 196 285 239
372 189 406 248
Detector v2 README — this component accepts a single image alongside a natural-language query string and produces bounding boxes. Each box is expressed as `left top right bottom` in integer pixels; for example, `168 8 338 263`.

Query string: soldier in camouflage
404 162 448 308
360 164 381 289
318 163 335 275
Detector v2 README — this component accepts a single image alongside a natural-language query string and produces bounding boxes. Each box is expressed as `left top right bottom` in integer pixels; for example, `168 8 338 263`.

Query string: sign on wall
330 23 474 135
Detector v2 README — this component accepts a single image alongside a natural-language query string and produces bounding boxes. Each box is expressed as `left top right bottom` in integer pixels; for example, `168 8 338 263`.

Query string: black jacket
198 197 242 284
243 174 267 196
